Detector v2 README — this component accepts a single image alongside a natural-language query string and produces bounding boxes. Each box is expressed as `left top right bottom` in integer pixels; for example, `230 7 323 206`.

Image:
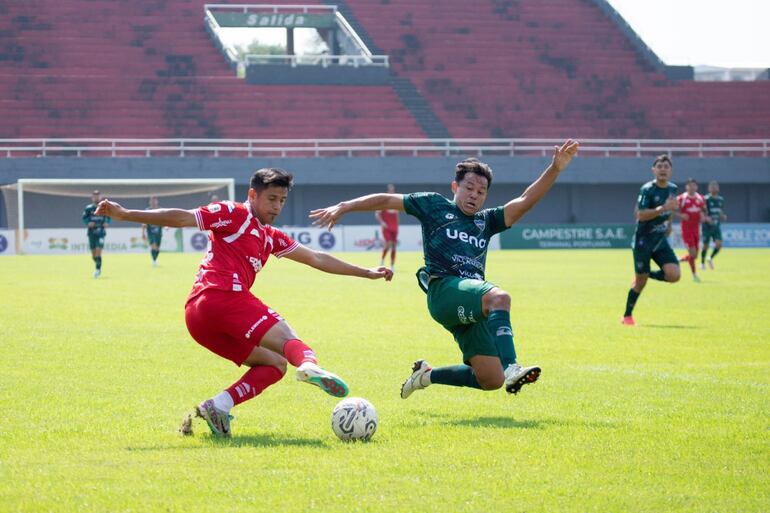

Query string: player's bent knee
485 289 511 311
476 371 505 390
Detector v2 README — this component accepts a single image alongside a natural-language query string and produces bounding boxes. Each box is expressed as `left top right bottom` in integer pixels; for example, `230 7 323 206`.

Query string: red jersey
378 209 399 231
188 201 298 300
677 192 705 229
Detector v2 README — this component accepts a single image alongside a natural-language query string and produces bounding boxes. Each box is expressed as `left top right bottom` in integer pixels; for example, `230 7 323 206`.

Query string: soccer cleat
400 359 432 399
152 260 158 267
296 362 349 397
693 274 701 283
708 258 714 270
700 263 706 271
504 363 541 394
621 315 636 326
93 269 101 279
195 399 232 437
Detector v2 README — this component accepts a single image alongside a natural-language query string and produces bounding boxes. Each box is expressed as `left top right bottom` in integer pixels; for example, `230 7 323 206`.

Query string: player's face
91 193 101 203
709 182 719 195
452 172 489 215
149 197 158 208
686 182 697 194
248 185 288 224
386 184 396 194
652 161 672 183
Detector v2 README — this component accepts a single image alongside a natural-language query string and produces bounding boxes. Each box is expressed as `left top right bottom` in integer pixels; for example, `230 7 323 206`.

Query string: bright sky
606 0 770 68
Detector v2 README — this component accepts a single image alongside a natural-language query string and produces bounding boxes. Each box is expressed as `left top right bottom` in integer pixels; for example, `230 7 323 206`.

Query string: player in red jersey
676 178 707 282
95 168 393 437
375 184 399 271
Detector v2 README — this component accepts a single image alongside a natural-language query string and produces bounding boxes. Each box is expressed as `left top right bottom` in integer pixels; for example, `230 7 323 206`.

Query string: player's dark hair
455 158 493 187
686 177 697 185
250 168 293 192
652 154 672 167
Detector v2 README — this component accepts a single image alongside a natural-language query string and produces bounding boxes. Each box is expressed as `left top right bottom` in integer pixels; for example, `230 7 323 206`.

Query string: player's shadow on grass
639 324 699 330
210 433 329 448
448 416 542 429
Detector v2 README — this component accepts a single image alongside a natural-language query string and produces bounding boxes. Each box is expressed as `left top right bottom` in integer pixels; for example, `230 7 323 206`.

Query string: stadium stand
0 0 426 138
342 0 770 138
0 0 767 139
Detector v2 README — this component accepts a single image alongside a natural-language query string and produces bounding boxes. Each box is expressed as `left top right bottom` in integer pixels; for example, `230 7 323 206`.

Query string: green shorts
147 233 162 246
88 233 105 250
426 276 498 364
702 224 722 244
632 236 678 275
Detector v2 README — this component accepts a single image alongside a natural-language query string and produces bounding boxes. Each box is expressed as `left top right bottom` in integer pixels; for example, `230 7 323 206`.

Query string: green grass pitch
1 249 768 512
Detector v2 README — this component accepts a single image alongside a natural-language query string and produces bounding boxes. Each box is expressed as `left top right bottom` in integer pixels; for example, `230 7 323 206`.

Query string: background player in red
95 168 393 437
677 178 707 282
375 184 399 271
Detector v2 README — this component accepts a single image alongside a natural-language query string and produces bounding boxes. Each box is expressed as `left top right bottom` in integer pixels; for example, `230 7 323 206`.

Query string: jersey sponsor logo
445 213 456 220
446 228 487 249
244 315 269 339
232 272 243 292
248 256 263 273
224 201 236 212
208 204 222 213
210 218 232 229
474 216 486 232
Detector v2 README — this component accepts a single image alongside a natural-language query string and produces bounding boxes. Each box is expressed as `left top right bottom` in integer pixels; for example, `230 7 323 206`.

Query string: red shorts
382 229 398 242
682 228 700 249
185 289 283 365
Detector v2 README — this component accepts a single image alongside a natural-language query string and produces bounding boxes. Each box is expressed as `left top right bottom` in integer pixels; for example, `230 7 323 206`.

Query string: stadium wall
1 156 768 228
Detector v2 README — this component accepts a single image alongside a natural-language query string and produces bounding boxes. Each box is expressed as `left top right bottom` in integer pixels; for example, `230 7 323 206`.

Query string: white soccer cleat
693 274 701 283
504 363 541 395
708 258 714 270
152 260 158 267
296 362 349 397
400 359 432 399
700 263 706 270
93 269 101 279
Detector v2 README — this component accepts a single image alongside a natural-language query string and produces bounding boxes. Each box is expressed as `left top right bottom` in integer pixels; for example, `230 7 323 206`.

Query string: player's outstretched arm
502 139 579 227
310 194 404 230
95 199 198 228
283 245 393 281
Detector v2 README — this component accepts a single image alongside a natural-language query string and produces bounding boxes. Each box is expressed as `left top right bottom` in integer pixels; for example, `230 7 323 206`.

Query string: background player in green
311 140 579 399
701 180 727 270
622 155 681 326
81 189 110 278
142 196 163 267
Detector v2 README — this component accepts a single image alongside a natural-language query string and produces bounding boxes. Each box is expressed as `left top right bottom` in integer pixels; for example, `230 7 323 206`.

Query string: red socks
226 366 284 406
283 339 318 367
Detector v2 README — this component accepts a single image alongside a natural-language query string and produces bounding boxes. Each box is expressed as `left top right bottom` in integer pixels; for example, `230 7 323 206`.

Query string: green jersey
633 180 678 244
403 192 508 281
82 203 110 237
146 224 163 237
704 194 725 226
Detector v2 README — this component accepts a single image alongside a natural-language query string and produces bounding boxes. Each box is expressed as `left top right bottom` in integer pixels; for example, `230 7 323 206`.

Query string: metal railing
0 138 767 158
245 53 388 67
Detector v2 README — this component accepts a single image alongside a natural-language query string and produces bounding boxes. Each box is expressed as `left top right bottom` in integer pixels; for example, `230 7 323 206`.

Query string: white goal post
3 178 235 254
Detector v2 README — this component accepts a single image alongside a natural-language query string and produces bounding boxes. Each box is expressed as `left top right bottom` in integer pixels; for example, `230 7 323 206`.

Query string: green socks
711 247 720 259
151 249 159 261
430 365 482 389
94 256 102 270
487 310 516 367
624 288 640 317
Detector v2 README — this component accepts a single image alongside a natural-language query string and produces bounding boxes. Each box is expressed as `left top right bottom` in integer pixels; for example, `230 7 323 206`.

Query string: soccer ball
331 397 378 442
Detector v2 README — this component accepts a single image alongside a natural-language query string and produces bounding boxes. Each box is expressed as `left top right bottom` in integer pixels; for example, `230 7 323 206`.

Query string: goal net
1 178 234 254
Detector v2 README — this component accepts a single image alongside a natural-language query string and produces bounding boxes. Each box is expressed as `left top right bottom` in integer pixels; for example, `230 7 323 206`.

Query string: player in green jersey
622 155 681 326
311 140 579 398
81 190 111 278
701 181 727 270
142 196 163 267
